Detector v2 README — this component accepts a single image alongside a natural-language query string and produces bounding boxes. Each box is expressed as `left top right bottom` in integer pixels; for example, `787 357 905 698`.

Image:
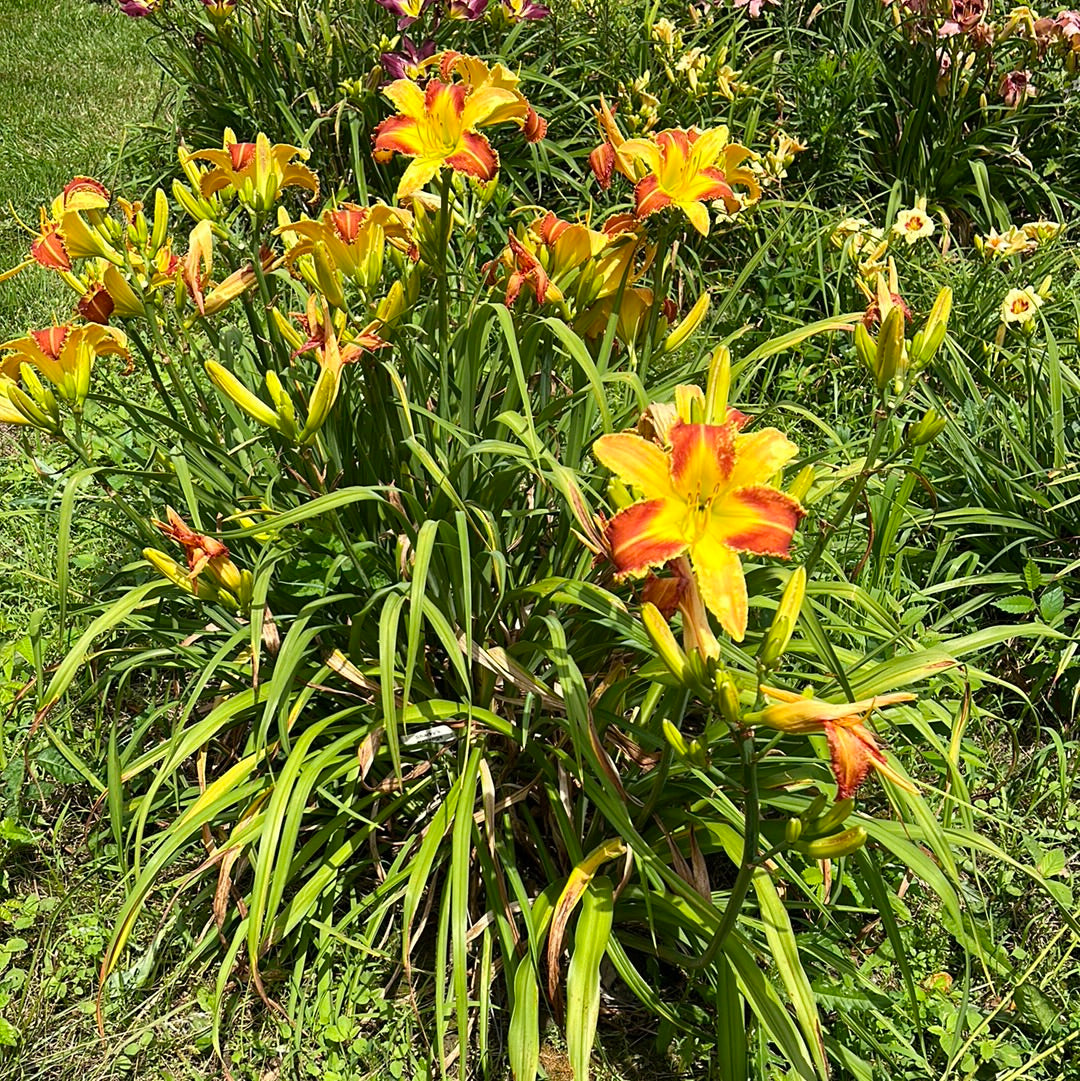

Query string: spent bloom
1000 69 1035 107
594 382 804 641
892 197 935 245
747 686 917 799
1000 286 1043 323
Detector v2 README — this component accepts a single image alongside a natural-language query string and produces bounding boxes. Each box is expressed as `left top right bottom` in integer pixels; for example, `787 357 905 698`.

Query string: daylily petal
669 421 735 502
716 485 803 556
445 132 499 181
594 432 676 500
606 499 688 575
688 533 748 641
729 428 799 488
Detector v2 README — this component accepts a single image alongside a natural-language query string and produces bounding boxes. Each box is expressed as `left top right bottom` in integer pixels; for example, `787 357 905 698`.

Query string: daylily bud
794 825 867 859
906 407 947 446
662 291 710 354
715 670 741 726
642 602 691 684
662 718 690 758
171 178 215 224
205 359 287 434
787 465 815 503
312 241 346 310
150 188 170 255
5 379 60 432
854 322 877 376
910 286 951 369
1036 274 1052 300
759 566 806 668
143 548 218 600
784 816 804 843
803 796 855 837
876 304 905 390
704 343 731 423
264 370 297 431
298 365 341 445
270 307 304 350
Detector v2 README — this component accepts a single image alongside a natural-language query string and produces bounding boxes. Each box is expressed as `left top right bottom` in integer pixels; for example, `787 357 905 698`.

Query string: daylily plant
594 383 804 640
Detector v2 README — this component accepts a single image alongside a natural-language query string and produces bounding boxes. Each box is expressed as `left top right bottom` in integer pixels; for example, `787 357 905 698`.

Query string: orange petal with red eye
61 176 110 212
589 142 616 190
78 284 115 325
825 721 887 800
524 107 547 143
668 421 736 499
606 499 687 576
634 175 673 220
373 115 424 160
31 326 71 360
445 132 499 181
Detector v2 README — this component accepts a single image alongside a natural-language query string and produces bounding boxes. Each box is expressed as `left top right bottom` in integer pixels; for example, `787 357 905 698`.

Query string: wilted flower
1000 69 1035 108
747 686 917 799
1000 286 1043 323
892 197 935 245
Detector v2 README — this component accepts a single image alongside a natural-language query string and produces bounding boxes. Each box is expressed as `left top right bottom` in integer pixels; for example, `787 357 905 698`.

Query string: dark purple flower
380 37 437 81
375 0 434 30
117 0 155 15
501 0 548 20
446 0 488 18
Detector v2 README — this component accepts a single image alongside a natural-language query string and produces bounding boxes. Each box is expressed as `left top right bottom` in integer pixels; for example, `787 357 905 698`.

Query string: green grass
0 0 157 332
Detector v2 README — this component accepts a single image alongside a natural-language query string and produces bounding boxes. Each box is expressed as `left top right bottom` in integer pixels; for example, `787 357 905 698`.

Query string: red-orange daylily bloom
151 507 247 600
594 391 803 640
749 685 918 799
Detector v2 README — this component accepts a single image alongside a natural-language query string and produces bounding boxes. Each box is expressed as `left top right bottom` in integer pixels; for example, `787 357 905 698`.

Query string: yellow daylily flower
618 127 756 236
593 390 804 640
0 324 129 410
188 129 320 212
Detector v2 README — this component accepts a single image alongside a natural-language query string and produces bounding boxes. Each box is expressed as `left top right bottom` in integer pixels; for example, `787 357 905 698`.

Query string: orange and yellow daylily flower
619 127 756 236
1 323 129 409
188 130 319 211
748 686 917 799
373 68 541 201
278 202 417 288
587 96 642 190
594 391 803 640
